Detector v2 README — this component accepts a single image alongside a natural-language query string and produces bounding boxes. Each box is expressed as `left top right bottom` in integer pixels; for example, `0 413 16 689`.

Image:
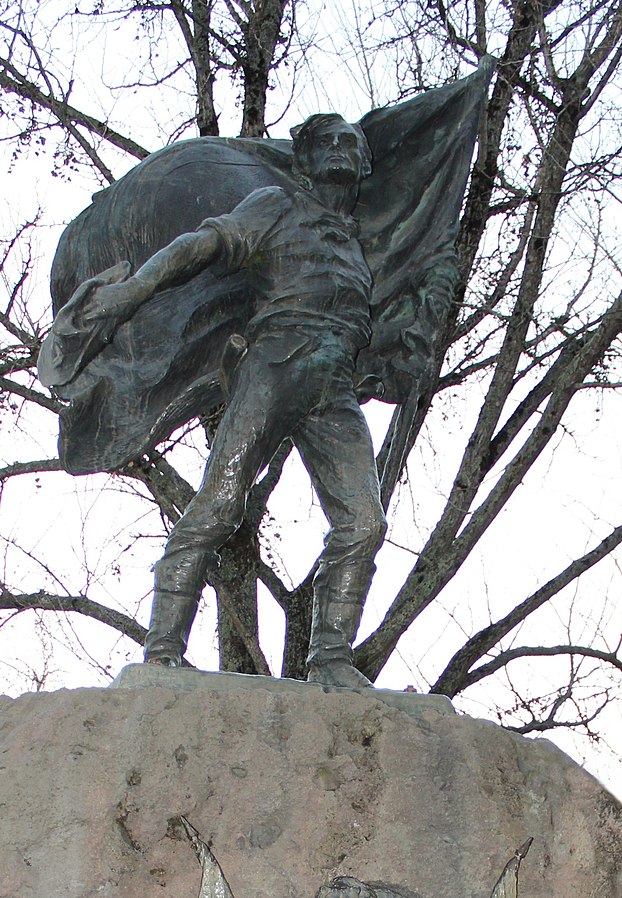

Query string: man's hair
290 113 372 187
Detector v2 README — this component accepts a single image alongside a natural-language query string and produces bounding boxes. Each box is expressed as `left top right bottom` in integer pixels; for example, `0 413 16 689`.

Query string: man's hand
38 261 148 387
79 227 223 329
80 276 150 326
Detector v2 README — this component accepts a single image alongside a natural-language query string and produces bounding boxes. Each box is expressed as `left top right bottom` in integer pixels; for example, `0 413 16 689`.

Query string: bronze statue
39 60 494 686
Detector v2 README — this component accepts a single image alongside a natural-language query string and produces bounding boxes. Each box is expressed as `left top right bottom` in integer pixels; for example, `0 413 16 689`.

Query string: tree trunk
240 0 289 137
211 523 270 675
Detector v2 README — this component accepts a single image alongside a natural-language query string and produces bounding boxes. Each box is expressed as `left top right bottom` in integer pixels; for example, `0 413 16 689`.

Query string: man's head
291 114 372 189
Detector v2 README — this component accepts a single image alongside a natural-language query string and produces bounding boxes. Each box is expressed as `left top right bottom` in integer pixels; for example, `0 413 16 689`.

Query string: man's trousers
144 325 387 668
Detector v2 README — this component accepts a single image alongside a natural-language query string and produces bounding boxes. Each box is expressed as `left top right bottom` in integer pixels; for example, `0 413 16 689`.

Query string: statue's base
2 664 621 897
111 663 455 720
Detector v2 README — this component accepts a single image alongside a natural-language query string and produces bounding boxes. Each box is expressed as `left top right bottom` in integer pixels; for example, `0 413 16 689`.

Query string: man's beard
316 161 359 185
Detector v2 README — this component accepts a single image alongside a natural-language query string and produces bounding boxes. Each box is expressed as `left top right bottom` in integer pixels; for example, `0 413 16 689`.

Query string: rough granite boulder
0 666 620 898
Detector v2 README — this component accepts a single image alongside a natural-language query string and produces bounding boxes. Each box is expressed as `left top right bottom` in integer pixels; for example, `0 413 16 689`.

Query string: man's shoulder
250 185 290 200
237 185 293 214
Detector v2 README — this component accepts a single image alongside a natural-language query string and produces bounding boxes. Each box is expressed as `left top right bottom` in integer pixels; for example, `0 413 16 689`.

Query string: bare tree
1 0 621 752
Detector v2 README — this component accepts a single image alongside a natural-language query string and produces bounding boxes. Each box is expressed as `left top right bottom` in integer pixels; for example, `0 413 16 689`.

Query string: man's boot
143 549 206 666
306 561 375 688
143 590 198 666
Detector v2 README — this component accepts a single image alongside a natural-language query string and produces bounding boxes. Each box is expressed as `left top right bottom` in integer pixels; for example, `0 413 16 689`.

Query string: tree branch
0 458 62 481
460 643 622 692
0 376 62 413
0 45 149 161
0 589 146 645
430 521 622 697
356 48 622 679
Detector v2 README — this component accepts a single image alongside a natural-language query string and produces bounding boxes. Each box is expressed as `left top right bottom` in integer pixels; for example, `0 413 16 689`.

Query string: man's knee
166 516 239 561
166 484 246 555
325 507 387 562
368 511 388 554
353 506 387 558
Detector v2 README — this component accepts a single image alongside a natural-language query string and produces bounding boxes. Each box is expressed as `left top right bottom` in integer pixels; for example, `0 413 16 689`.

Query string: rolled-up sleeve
197 186 289 275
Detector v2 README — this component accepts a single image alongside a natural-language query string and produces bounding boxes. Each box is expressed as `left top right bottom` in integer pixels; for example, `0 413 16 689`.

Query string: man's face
307 120 364 186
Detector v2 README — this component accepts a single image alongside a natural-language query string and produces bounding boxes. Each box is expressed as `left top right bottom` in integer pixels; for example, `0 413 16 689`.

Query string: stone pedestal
1 667 620 897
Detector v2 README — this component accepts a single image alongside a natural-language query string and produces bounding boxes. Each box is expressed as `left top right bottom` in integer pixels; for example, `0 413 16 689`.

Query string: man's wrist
125 276 151 308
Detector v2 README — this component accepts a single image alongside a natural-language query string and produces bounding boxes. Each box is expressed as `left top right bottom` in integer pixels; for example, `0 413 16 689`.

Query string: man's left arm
400 254 459 389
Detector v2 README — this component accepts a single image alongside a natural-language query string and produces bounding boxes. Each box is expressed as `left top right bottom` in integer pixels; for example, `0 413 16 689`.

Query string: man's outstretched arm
38 228 222 388
83 183 287 322
84 227 222 322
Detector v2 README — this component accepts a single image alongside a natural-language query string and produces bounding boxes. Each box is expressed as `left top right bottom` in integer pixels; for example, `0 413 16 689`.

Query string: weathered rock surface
0 667 620 898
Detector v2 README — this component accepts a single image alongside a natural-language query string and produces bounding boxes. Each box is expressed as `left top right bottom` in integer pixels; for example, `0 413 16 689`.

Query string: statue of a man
80 114 386 687
39 61 494 687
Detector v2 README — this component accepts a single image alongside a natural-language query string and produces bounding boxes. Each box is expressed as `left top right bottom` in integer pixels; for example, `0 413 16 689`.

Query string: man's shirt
198 186 372 348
